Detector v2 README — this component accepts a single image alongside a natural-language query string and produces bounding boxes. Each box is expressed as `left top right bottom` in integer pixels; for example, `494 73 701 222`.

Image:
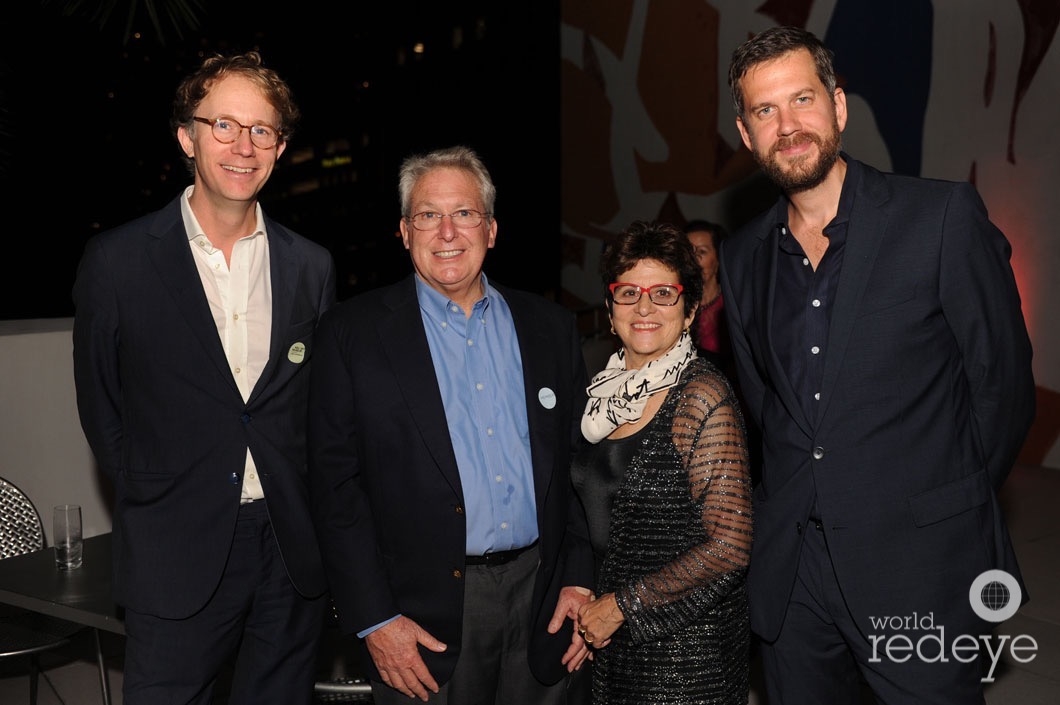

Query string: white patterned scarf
580 330 697 443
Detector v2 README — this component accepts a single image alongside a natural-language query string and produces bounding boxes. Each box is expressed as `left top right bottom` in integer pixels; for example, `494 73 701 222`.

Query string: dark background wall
0 1 560 319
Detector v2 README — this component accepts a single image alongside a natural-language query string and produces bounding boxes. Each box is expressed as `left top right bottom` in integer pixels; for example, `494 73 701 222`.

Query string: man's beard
753 120 842 194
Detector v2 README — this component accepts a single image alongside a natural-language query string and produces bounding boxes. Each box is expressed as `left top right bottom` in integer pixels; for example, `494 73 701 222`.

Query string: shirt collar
179 185 267 246
415 273 493 322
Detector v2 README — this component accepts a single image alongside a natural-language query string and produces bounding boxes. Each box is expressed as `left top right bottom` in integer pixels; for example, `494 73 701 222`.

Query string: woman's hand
575 592 625 649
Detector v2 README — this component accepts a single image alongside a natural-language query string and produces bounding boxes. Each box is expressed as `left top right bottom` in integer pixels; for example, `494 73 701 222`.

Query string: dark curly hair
600 220 703 319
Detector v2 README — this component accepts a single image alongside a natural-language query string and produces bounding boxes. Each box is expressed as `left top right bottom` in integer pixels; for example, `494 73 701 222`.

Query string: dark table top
0 532 124 634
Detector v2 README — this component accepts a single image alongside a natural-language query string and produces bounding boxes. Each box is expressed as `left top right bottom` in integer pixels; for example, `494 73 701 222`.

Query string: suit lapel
378 278 463 493
502 287 556 509
816 167 890 425
755 221 815 437
147 203 239 396
250 221 296 404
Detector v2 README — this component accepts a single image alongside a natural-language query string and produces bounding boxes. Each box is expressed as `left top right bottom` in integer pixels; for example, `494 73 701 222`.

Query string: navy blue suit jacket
73 195 336 618
308 274 594 685
720 158 1035 642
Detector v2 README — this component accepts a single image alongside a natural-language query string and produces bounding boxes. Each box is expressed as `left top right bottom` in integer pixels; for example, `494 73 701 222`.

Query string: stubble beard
753 119 842 194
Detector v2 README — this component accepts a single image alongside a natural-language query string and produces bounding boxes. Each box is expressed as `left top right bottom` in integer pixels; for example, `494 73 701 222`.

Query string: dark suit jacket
72 194 336 618
719 157 1035 643
308 274 594 685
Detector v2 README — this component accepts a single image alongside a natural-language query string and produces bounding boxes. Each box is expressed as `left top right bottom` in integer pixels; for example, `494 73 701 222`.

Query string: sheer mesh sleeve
610 364 753 644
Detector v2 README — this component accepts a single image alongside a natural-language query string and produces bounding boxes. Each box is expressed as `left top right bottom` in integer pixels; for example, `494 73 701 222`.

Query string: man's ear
735 116 753 152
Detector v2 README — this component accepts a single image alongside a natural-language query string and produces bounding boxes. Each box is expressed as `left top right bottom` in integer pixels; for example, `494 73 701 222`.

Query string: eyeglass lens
195 117 278 149
610 284 682 305
408 210 487 230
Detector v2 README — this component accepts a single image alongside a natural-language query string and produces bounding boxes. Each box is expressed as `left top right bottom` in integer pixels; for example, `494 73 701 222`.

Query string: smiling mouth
434 249 464 258
222 165 254 174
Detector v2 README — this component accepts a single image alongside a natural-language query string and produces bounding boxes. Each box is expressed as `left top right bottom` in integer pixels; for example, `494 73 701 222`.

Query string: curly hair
171 51 299 175
600 220 703 319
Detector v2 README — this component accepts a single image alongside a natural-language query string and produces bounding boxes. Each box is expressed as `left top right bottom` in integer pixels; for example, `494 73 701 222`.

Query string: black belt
466 541 538 567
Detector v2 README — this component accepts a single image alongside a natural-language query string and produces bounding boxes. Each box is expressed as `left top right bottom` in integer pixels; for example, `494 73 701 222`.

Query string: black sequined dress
571 358 753 705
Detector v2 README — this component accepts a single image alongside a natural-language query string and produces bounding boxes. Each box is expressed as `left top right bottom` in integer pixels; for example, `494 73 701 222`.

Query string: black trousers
122 501 326 705
758 522 986 705
370 545 575 705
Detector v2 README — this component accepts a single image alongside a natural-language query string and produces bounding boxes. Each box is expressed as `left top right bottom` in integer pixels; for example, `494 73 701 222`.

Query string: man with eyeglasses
308 145 596 704
73 51 335 705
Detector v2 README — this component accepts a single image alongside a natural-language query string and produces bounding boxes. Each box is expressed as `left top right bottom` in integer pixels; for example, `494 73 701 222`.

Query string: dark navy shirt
772 156 861 424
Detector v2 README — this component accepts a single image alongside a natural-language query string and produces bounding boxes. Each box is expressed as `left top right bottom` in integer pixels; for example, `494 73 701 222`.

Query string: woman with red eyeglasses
569 220 753 704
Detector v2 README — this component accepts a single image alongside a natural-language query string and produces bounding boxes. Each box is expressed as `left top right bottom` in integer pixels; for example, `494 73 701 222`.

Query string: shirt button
500 522 509 530
814 392 821 401
802 257 810 266
476 383 484 391
495 474 503 482
811 346 820 355
450 305 460 314
467 339 474 346
812 299 821 307
486 428 494 436
813 447 825 460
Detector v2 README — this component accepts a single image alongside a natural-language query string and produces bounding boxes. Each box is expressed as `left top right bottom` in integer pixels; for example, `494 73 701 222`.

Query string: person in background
721 26 1035 704
308 145 595 704
72 51 335 704
682 218 730 368
571 220 753 704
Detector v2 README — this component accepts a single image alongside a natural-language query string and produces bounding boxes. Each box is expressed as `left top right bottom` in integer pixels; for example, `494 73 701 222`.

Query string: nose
776 106 800 135
634 293 655 314
232 126 256 154
437 217 458 241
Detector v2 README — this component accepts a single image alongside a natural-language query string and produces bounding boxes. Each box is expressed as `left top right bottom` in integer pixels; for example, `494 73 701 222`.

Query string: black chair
314 599 373 703
0 475 88 704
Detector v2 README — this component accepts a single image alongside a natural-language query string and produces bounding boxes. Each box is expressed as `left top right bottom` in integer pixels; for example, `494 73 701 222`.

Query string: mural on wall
559 0 1060 467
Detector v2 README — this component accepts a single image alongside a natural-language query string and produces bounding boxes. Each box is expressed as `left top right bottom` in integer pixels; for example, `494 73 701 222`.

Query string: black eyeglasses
608 283 685 306
405 210 491 231
192 116 281 149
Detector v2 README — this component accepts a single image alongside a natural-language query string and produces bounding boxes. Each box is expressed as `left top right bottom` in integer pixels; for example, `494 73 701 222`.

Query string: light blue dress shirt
357 275 540 638
416 274 539 555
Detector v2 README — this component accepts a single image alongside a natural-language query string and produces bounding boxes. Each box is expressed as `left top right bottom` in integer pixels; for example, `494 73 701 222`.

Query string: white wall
0 319 112 543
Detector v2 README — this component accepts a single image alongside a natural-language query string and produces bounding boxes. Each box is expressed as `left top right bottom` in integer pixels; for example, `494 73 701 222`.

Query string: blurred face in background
686 229 719 296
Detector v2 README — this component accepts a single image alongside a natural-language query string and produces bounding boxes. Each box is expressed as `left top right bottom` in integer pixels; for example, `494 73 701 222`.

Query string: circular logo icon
968 569 1021 622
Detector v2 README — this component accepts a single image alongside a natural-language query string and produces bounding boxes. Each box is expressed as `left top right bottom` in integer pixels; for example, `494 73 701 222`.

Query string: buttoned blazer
308 274 594 686
73 195 336 618
719 158 1035 642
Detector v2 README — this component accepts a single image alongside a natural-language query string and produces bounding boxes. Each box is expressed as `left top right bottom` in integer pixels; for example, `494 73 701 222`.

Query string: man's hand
365 616 447 701
549 585 595 671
